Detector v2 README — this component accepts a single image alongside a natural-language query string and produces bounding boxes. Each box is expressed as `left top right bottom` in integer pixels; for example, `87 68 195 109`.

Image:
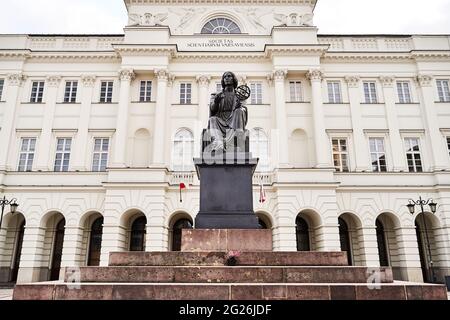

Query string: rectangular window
437 80 450 102
30 81 45 103
250 82 263 104
0 79 4 100
369 138 387 172
18 138 36 172
180 83 192 104
54 138 72 172
405 137 423 173
100 81 113 103
92 138 109 172
139 81 152 102
64 81 78 103
328 81 342 103
363 82 378 104
332 138 349 172
397 81 412 103
289 81 302 102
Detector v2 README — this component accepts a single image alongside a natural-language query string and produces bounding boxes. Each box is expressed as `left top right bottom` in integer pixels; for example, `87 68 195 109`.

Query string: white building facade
0 0 450 284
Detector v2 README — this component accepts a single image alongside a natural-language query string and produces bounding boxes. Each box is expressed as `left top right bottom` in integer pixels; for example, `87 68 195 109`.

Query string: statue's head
221 71 238 89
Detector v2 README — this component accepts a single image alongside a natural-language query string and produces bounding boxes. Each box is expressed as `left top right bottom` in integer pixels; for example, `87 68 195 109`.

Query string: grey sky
0 0 449 35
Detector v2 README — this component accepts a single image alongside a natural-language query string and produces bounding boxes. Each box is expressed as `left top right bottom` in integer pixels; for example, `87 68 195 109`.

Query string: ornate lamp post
407 196 437 283
0 196 19 229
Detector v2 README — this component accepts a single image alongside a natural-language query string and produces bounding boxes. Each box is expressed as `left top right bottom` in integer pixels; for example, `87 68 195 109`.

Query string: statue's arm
210 93 220 116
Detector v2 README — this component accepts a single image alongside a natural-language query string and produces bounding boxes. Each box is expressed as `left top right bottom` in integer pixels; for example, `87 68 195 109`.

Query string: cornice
411 50 450 61
322 51 412 62
113 44 177 57
173 52 267 61
264 44 328 58
0 50 31 60
124 0 317 7
27 51 120 62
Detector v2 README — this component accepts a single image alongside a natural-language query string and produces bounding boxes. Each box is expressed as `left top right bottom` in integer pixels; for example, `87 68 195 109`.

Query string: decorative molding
323 52 412 63
167 74 176 87
265 45 328 58
0 50 31 60
306 69 323 82
344 76 360 88
416 74 433 87
81 75 97 87
174 52 267 62
128 12 168 27
28 52 120 63
119 69 136 82
114 45 176 58
6 73 26 86
237 75 247 85
272 70 287 81
196 74 211 86
46 75 62 87
155 69 169 81
379 76 395 88
124 0 317 6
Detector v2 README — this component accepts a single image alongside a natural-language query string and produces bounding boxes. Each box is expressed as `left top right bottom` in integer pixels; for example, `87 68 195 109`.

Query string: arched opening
201 17 241 34
289 129 310 168
375 218 390 267
375 213 402 279
0 212 26 283
171 218 193 252
132 128 151 167
87 217 104 266
250 128 269 171
50 218 66 281
256 212 273 230
296 216 310 251
338 217 352 266
130 216 147 252
172 128 194 171
415 212 442 283
338 213 365 266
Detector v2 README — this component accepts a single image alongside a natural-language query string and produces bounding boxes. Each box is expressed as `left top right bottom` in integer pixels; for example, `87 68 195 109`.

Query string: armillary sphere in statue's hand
235 85 251 101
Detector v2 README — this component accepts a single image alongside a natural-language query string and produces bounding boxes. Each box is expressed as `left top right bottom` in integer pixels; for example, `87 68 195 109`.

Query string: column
380 76 406 171
395 226 424 282
60 225 84 269
196 75 211 157
35 75 61 171
357 226 381 267
345 76 370 171
99 223 126 266
272 70 289 166
146 193 168 251
152 69 169 165
72 75 96 171
0 73 26 170
307 69 332 168
416 74 449 170
112 69 135 168
17 225 46 283
315 224 341 251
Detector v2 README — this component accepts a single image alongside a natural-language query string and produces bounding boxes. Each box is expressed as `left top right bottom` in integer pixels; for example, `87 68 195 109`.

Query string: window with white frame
54 138 72 172
139 81 152 102
100 81 113 103
289 81 302 102
363 82 378 103
180 83 192 104
18 138 36 172
436 80 450 102
64 81 78 103
332 138 349 172
369 137 387 172
250 128 269 171
397 81 412 103
172 129 194 171
0 79 4 100
92 138 109 172
250 82 263 104
30 81 45 103
404 137 423 173
327 81 342 103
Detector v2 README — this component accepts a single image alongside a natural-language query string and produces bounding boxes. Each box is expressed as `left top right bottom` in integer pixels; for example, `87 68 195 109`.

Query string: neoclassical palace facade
0 0 449 285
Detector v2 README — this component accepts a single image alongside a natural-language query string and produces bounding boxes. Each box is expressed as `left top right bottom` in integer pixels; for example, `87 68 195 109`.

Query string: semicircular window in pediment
201 18 241 34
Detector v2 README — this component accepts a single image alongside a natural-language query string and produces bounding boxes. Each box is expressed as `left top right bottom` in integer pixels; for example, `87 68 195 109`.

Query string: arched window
250 128 269 171
296 216 310 251
87 217 103 266
171 218 193 251
130 216 147 252
376 218 389 266
173 129 194 171
338 217 353 266
50 218 66 281
201 18 241 34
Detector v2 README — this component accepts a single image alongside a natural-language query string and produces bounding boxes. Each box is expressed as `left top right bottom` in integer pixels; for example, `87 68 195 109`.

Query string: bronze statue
207 71 250 152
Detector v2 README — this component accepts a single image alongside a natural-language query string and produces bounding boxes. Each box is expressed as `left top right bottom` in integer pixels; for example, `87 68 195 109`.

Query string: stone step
64 266 393 284
109 251 349 267
13 282 448 300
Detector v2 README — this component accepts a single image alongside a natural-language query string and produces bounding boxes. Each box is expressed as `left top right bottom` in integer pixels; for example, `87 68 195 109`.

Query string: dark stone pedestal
194 155 260 229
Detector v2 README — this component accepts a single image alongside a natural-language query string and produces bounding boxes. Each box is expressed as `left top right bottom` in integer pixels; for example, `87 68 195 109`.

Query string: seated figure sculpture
206 71 249 154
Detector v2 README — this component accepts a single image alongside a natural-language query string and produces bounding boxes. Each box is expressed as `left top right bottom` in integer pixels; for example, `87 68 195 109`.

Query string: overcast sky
0 0 449 35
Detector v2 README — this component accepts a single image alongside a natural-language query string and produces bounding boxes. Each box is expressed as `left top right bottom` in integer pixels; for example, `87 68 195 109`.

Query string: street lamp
0 196 19 230
407 196 438 283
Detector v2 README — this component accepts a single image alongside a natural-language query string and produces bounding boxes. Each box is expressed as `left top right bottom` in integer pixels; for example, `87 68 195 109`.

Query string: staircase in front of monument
13 230 448 300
